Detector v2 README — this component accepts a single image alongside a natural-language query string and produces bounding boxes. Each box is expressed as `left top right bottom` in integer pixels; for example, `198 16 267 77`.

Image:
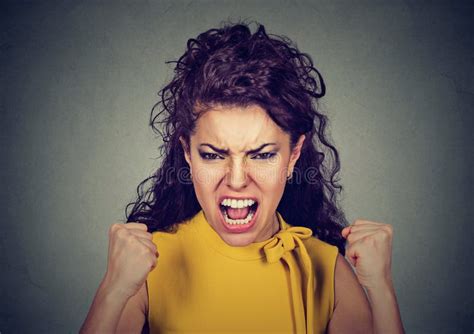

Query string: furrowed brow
199 143 277 155
199 143 229 155
246 143 277 154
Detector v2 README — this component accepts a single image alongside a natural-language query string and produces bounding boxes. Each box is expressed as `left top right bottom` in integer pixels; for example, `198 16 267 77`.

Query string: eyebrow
198 143 277 155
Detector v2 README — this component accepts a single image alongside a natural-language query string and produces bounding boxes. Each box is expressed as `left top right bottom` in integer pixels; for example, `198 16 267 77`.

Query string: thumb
341 226 352 239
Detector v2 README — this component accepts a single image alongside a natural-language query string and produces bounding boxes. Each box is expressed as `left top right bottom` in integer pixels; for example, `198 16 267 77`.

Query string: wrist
99 276 133 302
365 279 397 303
363 273 394 291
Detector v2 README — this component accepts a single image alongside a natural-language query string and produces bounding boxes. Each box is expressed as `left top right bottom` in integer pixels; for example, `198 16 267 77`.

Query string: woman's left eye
200 152 223 160
252 152 276 160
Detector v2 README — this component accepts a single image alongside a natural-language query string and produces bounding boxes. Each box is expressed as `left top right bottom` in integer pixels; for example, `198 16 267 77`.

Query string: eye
199 152 223 160
252 152 277 160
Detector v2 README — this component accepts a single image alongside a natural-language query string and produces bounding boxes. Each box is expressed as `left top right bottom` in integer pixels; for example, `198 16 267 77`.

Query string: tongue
226 206 250 220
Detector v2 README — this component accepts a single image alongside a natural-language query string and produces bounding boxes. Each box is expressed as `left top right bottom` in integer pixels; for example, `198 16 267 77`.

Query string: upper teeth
220 198 256 208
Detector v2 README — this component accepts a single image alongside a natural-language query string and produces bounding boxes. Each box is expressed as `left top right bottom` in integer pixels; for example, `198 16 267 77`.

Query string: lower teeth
224 210 254 225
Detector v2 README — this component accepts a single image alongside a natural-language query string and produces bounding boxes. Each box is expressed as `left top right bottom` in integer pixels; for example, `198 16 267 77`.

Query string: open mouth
219 200 259 226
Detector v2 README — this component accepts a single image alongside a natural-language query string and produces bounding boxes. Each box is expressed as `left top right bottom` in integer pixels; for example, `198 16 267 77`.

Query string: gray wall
2 1 472 333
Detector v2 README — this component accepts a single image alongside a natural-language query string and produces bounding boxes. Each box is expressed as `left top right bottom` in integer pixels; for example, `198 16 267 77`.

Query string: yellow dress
146 209 339 334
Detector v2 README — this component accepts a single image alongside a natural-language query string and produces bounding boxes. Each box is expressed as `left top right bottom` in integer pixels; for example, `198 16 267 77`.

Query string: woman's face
181 104 305 246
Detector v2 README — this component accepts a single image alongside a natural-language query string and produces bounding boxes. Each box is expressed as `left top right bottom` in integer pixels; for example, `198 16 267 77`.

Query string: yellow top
147 209 339 334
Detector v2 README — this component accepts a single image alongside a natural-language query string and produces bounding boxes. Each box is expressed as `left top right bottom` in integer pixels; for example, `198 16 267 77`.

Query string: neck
256 213 280 242
272 213 281 235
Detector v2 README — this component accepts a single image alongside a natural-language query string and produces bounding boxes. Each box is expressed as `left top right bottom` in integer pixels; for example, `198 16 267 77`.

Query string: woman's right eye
199 152 222 160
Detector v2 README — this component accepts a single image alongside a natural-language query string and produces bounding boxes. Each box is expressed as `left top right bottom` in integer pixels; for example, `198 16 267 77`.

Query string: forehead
192 104 288 149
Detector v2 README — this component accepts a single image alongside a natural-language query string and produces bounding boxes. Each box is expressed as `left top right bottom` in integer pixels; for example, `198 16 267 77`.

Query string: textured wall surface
2 1 472 333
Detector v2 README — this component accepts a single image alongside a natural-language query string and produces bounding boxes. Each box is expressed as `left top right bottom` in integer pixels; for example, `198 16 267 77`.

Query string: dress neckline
187 208 317 333
189 209 288 261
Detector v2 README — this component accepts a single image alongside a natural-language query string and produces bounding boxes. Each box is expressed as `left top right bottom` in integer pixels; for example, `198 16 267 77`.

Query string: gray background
2 0 473 333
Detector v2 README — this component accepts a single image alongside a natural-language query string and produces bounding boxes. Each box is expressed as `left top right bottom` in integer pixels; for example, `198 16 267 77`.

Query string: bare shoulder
327 253 373 334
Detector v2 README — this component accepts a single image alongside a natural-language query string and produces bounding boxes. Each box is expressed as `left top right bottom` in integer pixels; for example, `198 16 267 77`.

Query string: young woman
80 22 404 334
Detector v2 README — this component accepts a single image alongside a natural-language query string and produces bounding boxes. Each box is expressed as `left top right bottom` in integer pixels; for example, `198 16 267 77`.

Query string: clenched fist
101 222 158 300
341 219 394 290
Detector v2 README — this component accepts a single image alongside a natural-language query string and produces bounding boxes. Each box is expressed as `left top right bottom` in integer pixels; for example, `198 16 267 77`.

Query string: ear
179 136 192 167
287 134 305 176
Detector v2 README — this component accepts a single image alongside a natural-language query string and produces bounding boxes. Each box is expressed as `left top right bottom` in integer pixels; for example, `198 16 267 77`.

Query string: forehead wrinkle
217 122 275 154
193 104 280 153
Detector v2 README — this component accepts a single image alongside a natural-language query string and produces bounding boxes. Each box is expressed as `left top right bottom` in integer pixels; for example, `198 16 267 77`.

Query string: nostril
226 172 249 189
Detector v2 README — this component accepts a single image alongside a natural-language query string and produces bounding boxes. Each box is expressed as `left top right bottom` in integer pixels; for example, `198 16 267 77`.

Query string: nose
225 159 248 190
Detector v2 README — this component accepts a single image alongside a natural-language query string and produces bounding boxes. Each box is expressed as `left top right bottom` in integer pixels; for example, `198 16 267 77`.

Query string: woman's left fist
341 220 394 290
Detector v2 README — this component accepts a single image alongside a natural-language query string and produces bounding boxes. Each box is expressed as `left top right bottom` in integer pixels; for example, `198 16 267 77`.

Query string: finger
351 223 394 240
345 241 362 267
346 230 378 244
353 220 383 226
341 223 384 239
345 241 368 267
124 222 148 231
136 237 159 256
128 229 153 241
341 226 352 238
350 223 383 230
346 225 381 234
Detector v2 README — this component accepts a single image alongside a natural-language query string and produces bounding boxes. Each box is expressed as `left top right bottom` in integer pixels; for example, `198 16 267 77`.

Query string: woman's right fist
101 222 158 300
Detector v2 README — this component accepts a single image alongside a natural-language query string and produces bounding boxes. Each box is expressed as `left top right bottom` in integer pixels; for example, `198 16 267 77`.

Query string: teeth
219 198 257 225
220 198 256 208
223 210 254 225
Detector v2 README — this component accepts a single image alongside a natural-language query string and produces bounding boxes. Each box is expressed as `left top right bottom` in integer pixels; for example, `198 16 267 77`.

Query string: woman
80 22 404 333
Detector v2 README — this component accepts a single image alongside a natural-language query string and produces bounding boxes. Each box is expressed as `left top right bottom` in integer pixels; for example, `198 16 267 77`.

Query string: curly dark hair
125 21 349 255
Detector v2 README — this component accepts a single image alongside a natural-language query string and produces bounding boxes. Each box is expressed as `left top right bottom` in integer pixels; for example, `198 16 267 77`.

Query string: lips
217 197 260 233
219 201 258 220
217 195 259 205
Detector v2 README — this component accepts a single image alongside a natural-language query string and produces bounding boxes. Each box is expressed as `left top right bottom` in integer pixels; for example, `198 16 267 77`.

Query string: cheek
248 161 287 189
191 162 227 189
190 157 288 191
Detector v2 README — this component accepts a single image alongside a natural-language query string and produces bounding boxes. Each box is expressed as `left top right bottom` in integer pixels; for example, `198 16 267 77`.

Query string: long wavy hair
125 21 349 254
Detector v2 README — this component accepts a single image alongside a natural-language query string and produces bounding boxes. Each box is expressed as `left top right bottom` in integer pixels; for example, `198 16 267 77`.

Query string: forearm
366 279 405 334
79 279 130 334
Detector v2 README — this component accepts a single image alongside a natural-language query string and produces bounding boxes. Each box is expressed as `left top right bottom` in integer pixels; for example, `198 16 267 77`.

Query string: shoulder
326 253 373 333
303 236 339 270
333 253 362 297
148 221 197 274
303 237 339 288
150 220 194 247
304 236 339 253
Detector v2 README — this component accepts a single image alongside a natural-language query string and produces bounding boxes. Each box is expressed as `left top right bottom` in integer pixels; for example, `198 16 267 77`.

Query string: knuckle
137 243 149 254
149 257 157 268
134 222 148 231
145 232 153 240
138 222 148 231
109 223 120 234
116 227 130 239
361 236 374 245
377 229 390 241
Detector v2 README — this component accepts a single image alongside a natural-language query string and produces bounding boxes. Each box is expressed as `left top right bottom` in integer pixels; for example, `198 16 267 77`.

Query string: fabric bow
263 226 315 334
